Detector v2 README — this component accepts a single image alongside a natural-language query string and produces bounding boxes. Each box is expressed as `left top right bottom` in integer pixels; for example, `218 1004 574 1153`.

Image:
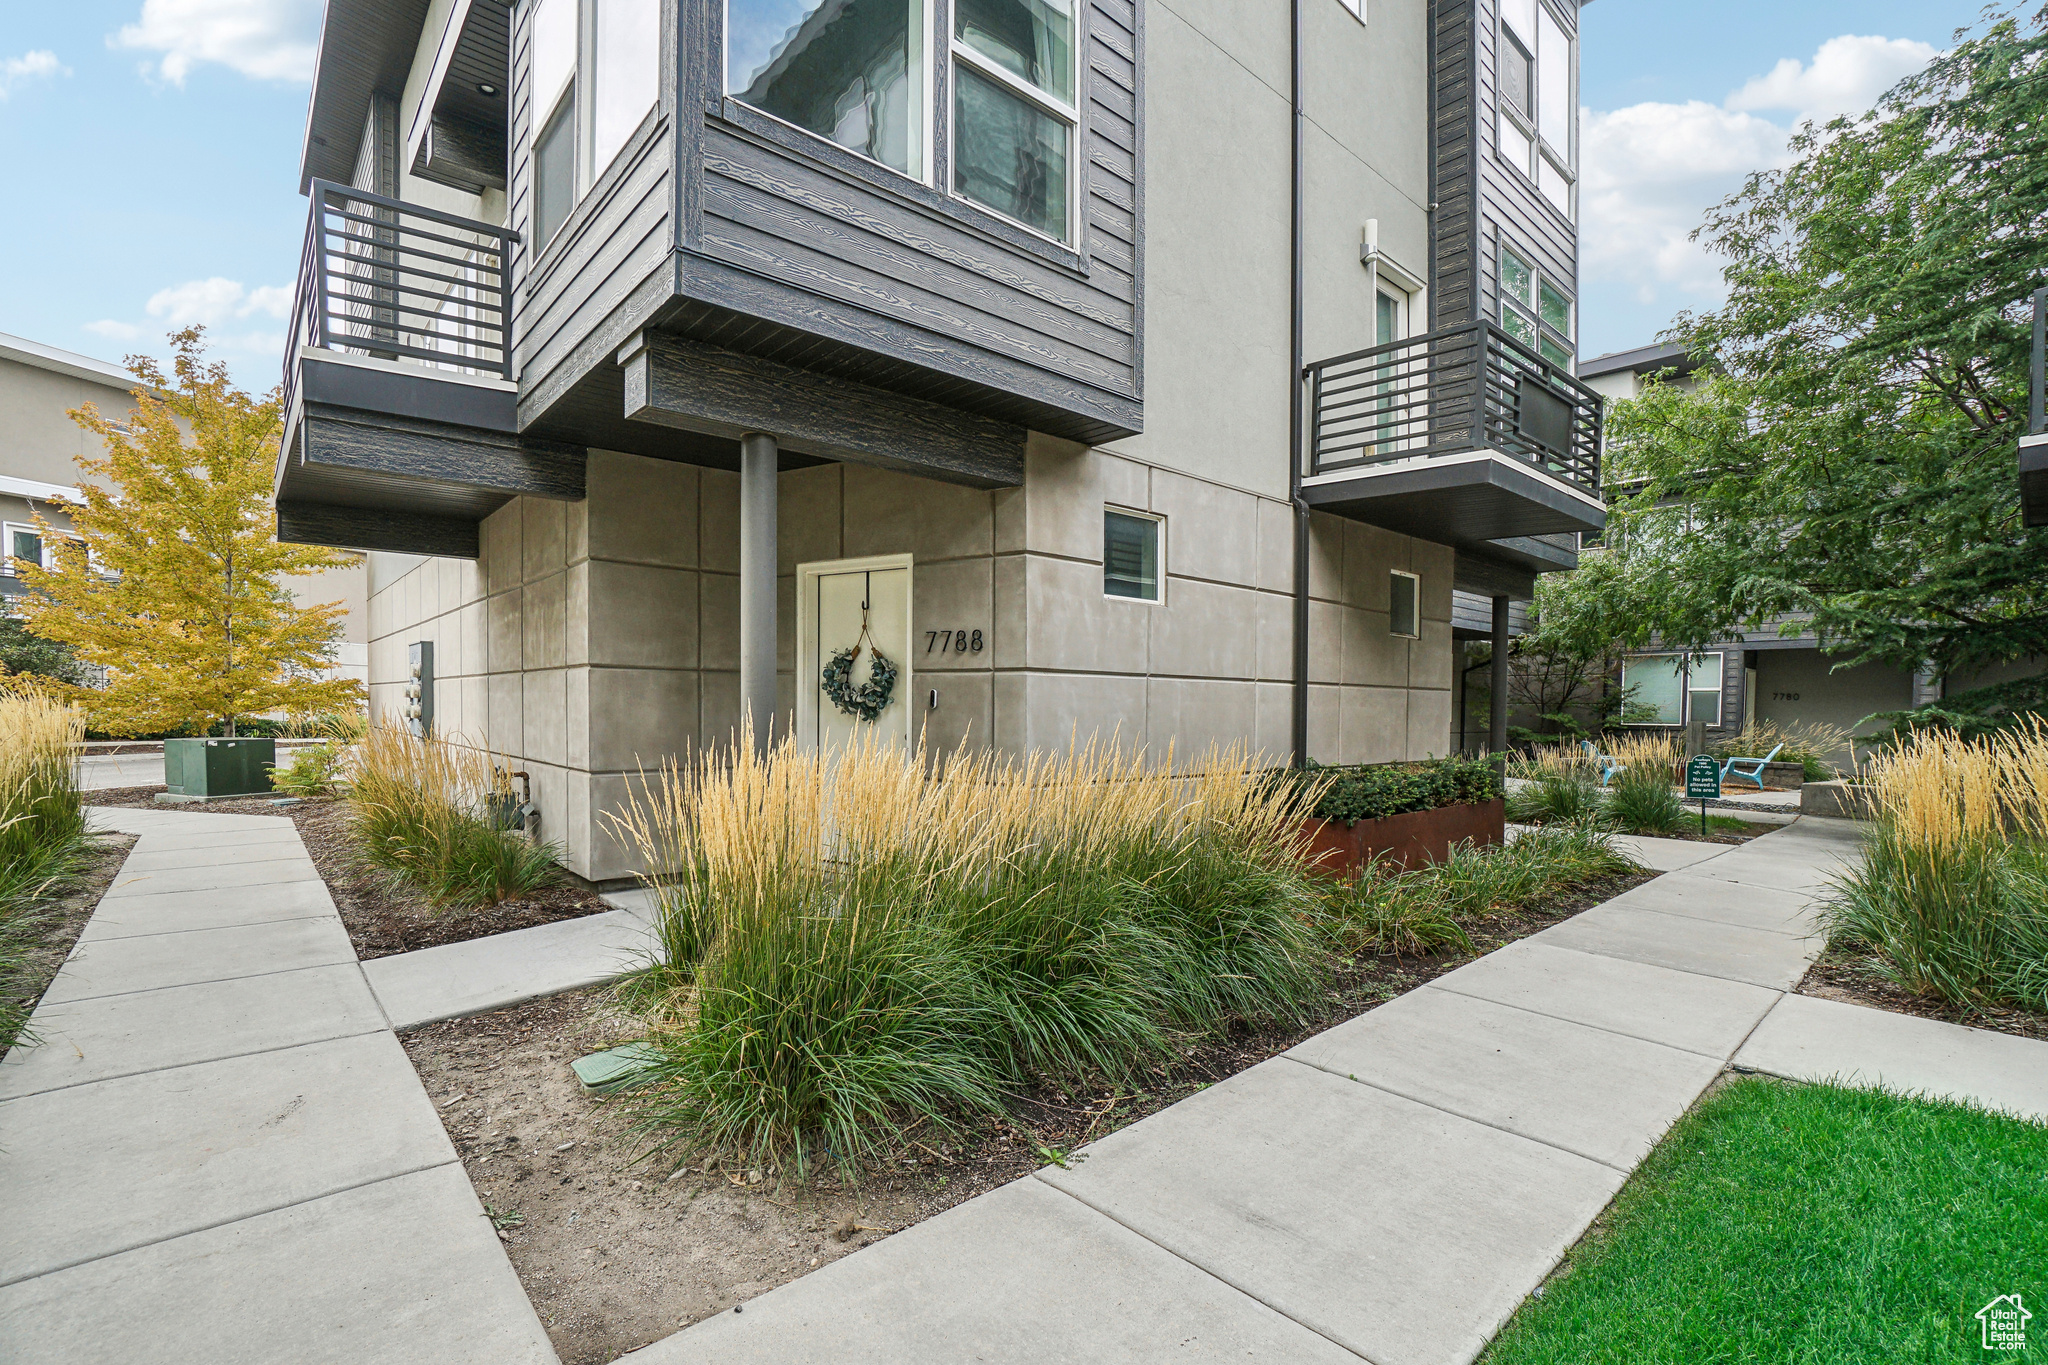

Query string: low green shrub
1506 768 1600 824
1606 762 1688 834
1290 756 1504 824
269 742 345 796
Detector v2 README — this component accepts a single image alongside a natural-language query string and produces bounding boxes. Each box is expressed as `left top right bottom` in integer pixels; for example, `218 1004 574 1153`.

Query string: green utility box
162 737 277 798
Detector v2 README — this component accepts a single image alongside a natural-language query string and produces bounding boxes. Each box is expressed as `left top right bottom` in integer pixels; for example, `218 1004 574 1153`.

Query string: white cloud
0 50 70 98
1727 34 1940 124
1581 34 1939 317
85 277 294 354
112 0 318 86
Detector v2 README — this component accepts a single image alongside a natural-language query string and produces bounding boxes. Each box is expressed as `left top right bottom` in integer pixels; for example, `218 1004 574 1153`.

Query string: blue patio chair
1720 743 1785 791
1579 739 1625 787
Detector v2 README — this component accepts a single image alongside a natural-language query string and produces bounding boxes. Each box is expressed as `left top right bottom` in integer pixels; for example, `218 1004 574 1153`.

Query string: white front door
796 554 914 752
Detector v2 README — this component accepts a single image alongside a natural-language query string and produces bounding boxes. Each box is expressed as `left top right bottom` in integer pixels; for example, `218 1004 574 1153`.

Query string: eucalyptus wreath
821 641 898 722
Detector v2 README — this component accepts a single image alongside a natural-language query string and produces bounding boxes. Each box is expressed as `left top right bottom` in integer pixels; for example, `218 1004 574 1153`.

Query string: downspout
1288 0 1310 767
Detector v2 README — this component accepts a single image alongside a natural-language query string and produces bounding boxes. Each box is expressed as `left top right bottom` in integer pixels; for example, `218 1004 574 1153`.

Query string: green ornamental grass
1483 1078 2048 1365
1 694 90 1052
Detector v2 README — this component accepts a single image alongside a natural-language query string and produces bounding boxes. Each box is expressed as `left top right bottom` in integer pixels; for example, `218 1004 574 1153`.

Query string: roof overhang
404 0 510 193
298 0 434 194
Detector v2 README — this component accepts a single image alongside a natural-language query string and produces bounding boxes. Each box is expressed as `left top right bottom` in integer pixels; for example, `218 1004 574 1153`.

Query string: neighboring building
0 331 369 696
1580 342 2040 764
278 0 1606 881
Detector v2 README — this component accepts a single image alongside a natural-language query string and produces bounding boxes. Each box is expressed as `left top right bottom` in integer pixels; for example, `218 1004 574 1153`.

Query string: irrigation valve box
405 641 435 738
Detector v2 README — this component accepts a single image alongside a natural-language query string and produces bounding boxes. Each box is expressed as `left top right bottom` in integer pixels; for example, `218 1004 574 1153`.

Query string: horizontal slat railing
1305 320 1602 494
282 180 520 415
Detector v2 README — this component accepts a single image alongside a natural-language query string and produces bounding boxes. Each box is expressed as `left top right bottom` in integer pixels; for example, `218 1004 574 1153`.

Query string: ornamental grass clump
1824 721 2048 1012
0 694 89 1050
346 722 558 910
1505 744 1601 825
611 730 1328 1175
1602 732 1687 835
1711 720 1850 782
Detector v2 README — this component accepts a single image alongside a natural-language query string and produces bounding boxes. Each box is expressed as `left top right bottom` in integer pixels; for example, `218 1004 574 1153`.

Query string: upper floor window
4 525 44 576
1499 244 1573 370
1497 0 1574 219
726 0 1078 244
530 0 661 253
726 0 928 178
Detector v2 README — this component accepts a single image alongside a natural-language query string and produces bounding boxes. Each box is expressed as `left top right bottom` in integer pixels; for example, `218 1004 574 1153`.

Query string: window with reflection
1495 0 1575 220
1499 244 1574 371
727 0 927 177
952 0 1076 241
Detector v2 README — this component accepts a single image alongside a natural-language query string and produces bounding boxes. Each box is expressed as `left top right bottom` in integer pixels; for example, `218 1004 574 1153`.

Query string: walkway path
0 805 552 1364
11 810 2045 1364
623 817 1871 1365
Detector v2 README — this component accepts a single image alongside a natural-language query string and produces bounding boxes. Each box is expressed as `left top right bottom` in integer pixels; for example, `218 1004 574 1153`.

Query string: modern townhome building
0 331 369 696
278 0 1605 881
1581 343 2040 765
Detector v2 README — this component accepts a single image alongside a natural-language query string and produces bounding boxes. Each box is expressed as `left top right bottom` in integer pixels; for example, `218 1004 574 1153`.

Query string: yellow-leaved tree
10 328 365 736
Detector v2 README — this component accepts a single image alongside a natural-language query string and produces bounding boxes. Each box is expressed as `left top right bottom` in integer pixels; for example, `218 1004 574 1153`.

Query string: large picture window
1499 244 1574 370
725 0 1078 243
1496 0 1575 219
529 0 661 254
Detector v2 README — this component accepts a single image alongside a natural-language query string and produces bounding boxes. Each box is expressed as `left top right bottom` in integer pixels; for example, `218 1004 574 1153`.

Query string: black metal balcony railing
283 180 519 419
1305 320 1603 493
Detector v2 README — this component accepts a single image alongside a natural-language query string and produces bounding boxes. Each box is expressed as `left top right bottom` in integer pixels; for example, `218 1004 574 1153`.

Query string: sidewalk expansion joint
77 911 335 944
1278 1054 1639 1174
1028 1173 1385 1365
0 1026 392 1106
0 1158 461 1290
29 957 364 1008
1412 980 1736 1061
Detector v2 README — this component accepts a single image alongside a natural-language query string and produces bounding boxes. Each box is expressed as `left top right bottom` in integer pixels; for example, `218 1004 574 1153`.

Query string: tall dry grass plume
0 693 86 891
347 721 556 909
608 727 1329 1171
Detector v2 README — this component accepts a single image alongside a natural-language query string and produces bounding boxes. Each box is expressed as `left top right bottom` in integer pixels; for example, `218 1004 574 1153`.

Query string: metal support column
739 432 778 754
1489 595 1511 755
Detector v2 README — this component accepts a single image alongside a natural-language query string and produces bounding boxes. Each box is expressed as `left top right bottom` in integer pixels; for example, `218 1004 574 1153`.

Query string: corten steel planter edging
1300 798 1507 876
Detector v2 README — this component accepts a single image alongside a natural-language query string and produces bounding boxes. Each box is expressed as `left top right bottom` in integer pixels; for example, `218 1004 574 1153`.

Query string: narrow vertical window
1688 653 1725 727
727 0 927 178
1389 571 1420 638
1103 509 1161 601
530 0 578 252
952 0 1077 242
591 0 659 173
1499 243 1574 370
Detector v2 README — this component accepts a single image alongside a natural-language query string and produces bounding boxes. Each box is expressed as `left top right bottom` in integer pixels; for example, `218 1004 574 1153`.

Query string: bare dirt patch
3 832 138 1059
1797 945 2048 1043
403 866 1659 1364
86 787 610 958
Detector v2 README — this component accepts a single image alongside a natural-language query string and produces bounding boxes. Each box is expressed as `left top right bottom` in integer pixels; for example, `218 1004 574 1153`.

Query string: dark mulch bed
405 865 1657 1363
86 785 612 959
1798 943 2048 1043
3 832 139 1058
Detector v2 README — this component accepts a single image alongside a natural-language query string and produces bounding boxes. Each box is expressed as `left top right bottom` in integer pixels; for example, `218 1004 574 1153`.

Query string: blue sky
0 0 2001 384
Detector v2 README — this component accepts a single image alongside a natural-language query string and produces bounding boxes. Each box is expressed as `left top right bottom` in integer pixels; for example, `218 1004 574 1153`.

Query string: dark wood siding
506 0 679 425
1430 0 1579 336
672 0 1141 445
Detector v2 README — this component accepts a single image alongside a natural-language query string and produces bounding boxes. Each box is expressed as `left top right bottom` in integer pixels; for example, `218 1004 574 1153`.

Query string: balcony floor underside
1303 451 1605 551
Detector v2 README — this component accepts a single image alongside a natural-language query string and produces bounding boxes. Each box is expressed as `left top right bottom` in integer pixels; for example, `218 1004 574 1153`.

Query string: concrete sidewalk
622 816 1866 1365
0 805 554 1364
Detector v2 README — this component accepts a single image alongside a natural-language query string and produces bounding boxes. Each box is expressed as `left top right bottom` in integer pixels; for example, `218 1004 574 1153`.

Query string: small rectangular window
6 527 43 572
1688 652 1725 727
1103 509 1160 601
953 61 1070 241
1389 571 1419 638
729 0 925 177
1500 29 1534 119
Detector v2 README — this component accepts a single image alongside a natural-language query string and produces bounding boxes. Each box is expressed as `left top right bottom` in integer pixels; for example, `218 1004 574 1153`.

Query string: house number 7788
925 629 985 654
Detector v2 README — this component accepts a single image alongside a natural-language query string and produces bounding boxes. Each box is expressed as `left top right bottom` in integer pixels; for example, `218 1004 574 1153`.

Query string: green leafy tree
5 328 365 736
1561 8 2048 679
0 616 87 686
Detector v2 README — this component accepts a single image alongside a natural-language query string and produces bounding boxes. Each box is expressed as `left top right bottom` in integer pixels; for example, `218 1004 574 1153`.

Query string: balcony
1300 321 1606 563
274 182 581 559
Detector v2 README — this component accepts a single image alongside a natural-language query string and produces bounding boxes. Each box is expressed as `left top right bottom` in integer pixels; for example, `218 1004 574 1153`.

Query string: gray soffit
1579 342 1697 382
1303 456 1606 549
408 0 510 193
299 0 435 194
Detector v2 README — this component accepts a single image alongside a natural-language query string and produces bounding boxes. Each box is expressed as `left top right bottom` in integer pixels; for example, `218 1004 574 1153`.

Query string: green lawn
1482 1077 2047 1364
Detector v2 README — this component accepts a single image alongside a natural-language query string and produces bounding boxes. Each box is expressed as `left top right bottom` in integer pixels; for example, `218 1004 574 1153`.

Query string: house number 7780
925 629 985 654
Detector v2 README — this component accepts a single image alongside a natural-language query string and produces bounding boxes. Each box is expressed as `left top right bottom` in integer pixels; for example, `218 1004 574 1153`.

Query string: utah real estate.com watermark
1977 1294 2031 1352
